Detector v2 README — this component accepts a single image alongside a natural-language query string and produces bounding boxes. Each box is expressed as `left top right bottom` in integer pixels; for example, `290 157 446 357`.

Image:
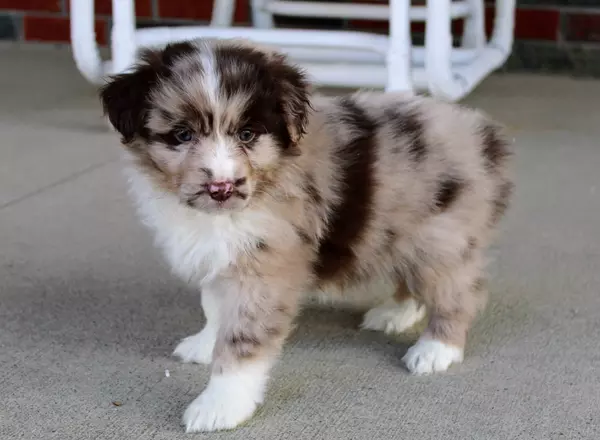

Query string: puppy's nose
208 181 234 202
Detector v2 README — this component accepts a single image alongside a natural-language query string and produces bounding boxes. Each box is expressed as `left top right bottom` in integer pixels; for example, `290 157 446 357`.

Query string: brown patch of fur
294 225 314 246
313 97 377 283
491 180 514 225
304 172 323 205
385 106 427 161
434 175 465 211
393 279 414 303
481 122 512 172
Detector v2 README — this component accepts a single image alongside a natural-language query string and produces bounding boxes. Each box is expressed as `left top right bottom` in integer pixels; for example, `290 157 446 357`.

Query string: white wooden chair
70 0 516 101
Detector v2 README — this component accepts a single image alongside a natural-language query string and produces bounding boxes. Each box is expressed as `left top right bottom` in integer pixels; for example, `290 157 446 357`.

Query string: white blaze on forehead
198 44 220 108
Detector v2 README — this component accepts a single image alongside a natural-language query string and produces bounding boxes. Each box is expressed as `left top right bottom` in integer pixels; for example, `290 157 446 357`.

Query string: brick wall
1 1 599 76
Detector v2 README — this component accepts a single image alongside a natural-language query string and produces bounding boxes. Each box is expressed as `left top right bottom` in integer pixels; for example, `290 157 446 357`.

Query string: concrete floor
1 43 599 440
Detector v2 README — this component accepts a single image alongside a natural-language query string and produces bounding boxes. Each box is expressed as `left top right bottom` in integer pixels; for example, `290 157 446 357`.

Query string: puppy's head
100 39 310 213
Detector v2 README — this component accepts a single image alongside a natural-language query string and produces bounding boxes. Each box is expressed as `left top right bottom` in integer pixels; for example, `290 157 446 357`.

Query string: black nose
208 181 234 202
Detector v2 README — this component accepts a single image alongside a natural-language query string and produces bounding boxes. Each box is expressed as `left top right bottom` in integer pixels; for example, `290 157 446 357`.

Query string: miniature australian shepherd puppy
99 38 513 432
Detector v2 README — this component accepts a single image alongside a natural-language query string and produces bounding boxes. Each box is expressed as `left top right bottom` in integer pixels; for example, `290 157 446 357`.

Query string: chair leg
462 0 485 50
211 0 236 27
424 0 455 99
70 0 105 84
490 0 516 52
111 0 137 75
251 0 275 28
386 0 413 92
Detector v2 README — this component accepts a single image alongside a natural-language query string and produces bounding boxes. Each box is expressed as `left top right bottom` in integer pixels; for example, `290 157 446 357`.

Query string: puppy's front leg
173 289 220 365
182 276 302 433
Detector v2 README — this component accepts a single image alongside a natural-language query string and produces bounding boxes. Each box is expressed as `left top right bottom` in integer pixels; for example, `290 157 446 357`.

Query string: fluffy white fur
125 161 281 286
173 290 219 364
402 338 465 375
183 359 271 432
362 297 426 334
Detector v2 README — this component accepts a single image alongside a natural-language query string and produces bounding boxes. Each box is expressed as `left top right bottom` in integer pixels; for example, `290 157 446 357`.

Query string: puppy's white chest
158 216 250 284
127 169 256 285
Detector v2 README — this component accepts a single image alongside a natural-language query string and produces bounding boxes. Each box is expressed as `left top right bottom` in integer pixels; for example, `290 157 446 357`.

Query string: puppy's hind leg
361 280 426 334
402 255 486 375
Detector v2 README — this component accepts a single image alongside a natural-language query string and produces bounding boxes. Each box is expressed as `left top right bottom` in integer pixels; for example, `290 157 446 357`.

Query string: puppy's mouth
184 188 249 211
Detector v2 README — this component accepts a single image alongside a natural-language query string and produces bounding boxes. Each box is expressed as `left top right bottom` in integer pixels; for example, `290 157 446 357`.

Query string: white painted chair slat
70 0 515 101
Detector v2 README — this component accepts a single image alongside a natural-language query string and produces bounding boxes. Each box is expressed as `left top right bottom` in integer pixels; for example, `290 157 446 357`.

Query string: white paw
183 386 258 432
173 329 215 365
402 338 464 375
361 298 426 334
183 362 269 433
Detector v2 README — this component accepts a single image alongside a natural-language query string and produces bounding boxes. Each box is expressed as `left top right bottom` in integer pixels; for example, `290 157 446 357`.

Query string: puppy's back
296 91 513 287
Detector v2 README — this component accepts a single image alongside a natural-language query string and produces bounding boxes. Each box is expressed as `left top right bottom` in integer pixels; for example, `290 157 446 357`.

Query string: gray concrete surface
1 43 599 440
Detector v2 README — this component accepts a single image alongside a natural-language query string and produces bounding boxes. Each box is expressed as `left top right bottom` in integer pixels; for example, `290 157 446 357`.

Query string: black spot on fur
314 97 377 282
213 44 310 152
385 107 427 162
434 175 464 211
99 41 199 143
229 332 260 347
99 65 158 143
152 129 187 149
228 332 261 358
214 45 271 99
256 239 269 251
491 180 513 224
157 41 198 68
481 123 511 172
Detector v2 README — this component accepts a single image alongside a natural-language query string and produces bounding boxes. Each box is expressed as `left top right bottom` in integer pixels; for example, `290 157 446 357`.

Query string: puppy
99 38 513 432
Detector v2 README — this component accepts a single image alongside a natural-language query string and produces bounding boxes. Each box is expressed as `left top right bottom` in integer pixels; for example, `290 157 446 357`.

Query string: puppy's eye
174 128 193 144
237 129 255 144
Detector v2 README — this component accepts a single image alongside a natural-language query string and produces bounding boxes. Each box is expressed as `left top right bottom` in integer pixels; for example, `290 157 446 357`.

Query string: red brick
157 0 248 23
0 0 61 13
233 0 249 24
514 8 559 41
64 0 153 18
346 20 387 32
564 13 600 43
24 15 107 45
350 6 559 42
485 6 495 37
158 0 212 21
486 7 559 40
347 20 465 37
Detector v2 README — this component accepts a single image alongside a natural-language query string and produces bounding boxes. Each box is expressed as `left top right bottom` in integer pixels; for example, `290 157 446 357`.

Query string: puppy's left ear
271 54 312 144
99 50 161 143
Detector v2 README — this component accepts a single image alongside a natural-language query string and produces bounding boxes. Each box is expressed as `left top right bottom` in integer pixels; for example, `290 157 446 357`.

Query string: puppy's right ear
99 51 162 143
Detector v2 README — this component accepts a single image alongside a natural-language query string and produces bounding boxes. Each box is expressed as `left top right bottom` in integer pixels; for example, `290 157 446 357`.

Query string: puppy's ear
271 54 312 144
99 50 162 143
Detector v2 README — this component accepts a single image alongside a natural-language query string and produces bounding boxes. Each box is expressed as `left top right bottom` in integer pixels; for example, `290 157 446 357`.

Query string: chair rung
264 1 471 21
